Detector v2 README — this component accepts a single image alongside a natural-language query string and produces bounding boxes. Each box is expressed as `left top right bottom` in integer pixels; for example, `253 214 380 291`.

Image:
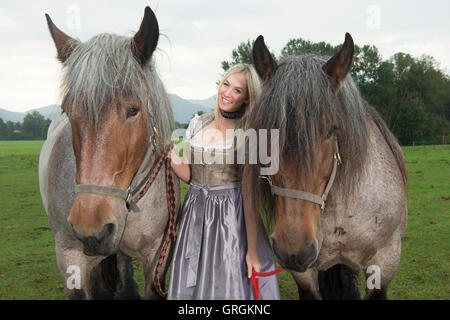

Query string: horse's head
251 34 355 272
46 7 161 256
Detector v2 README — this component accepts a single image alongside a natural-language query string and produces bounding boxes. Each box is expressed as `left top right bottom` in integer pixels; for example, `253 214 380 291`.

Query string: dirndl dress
167 113 280 300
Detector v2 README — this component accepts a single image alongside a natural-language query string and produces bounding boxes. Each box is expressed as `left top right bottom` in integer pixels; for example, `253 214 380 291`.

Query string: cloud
0 0 449 112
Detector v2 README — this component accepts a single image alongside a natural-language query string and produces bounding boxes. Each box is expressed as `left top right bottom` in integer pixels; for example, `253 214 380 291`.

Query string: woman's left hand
246 251 261 278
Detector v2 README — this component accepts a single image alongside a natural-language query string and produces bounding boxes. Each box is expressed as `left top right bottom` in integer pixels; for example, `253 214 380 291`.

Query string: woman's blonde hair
214 63 261 125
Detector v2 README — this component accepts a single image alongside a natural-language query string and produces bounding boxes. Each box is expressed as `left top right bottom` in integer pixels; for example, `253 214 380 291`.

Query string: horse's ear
45 14 79 63
132 6 159 65
252 35 277 83
322 32 354 92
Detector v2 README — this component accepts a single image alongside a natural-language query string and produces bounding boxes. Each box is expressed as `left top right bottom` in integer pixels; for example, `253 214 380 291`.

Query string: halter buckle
125 186 133 207
335 152 342 165
259 175 273 186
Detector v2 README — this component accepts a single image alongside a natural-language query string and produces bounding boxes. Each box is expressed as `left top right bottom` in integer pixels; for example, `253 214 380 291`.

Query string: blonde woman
167 64 280 300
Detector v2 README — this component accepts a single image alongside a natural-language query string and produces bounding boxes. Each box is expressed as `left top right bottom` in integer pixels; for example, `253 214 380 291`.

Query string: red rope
134 148 177 299
152 156 177 298
251 267 284 300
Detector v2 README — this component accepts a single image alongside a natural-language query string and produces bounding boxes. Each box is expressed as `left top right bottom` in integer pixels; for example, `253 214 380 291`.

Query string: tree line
0 111 51 140
221 38 450 146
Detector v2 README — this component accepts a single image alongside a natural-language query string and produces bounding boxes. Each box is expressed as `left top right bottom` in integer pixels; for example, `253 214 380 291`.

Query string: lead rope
251 268 284 300
133 147 177 299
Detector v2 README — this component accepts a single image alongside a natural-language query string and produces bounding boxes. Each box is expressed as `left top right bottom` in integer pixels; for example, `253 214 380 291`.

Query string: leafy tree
222 37 450 145
22 111 48 140
352 45 382 87
389 53 450 144
221 39 276 72
280 38 337 58
0 118 6 140
0 112 52 140
280 38 382 90
5 121 22 140
392 93 427 145
221 39 255 72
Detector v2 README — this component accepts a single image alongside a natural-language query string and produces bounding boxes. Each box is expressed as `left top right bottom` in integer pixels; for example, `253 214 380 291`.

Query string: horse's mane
241 54 410 224
59 33 174 141
242 55 370 195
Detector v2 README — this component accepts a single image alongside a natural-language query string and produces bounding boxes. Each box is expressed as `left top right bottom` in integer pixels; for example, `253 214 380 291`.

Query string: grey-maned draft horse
39 7 180 299
242 33 408 299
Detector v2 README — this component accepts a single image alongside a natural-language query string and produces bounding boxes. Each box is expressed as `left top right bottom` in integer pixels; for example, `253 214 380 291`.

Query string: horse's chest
318 212 376 270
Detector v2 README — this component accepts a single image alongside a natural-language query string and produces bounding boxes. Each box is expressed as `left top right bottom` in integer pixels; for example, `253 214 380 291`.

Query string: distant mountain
28 105 61 120
169 94 213 124
188 95 216 109
0 95 212 125
0 105 61 123
0 108 24 123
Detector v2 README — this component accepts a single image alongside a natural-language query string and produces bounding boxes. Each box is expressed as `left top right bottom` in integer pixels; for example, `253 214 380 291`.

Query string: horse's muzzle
71 222 117 256
272 238 318 273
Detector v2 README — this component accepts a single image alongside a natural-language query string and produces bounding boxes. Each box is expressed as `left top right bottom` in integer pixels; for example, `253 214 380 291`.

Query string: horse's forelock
59 33 174 140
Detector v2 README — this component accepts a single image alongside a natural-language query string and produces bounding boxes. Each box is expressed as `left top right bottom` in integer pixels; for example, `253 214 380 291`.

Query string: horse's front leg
54 233 103 299
363 233 403 300
109 251 141 300
290 269 322 300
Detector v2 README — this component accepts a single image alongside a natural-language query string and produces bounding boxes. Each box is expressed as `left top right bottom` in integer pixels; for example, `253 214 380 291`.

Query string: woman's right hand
166 140 191 183
246 250 261 279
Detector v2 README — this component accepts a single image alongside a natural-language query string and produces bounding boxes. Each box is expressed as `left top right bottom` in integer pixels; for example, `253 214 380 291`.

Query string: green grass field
0 140 448 299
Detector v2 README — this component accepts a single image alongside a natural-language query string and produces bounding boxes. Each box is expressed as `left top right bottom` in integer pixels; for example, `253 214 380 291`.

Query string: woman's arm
243 191 261 278
170 145 191 183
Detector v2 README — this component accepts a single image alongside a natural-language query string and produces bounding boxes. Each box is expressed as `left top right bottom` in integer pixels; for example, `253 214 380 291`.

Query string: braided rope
133 148 177 299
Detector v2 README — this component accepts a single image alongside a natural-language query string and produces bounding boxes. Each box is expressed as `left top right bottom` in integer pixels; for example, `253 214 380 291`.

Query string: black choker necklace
219 106 245 119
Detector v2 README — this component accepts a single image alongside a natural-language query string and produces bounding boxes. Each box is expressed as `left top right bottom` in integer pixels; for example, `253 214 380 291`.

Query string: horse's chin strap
74 125 163 213
260 139 342 211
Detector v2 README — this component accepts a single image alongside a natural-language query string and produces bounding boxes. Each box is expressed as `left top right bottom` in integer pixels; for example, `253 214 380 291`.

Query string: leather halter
72 119 177 298
260 139 342 211
74 121 162 213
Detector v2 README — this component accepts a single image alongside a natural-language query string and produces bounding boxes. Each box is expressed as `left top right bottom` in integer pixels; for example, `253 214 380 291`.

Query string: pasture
0 140 448 299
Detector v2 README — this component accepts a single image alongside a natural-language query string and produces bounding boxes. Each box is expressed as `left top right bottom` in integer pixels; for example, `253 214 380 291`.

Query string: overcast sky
1 0 449 113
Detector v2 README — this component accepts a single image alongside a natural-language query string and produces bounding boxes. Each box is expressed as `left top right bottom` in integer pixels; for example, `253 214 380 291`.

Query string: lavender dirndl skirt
167 181 280 300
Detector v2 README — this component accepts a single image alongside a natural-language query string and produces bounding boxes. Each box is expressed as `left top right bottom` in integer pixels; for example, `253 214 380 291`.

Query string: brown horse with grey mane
241 33 407 299
39 7 180 299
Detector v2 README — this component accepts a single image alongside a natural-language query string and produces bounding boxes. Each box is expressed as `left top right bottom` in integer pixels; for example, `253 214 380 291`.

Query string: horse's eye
127 107 139 118
326 126 337 139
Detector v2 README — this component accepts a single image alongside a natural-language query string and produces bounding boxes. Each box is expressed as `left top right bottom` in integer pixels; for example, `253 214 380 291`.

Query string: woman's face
218 72 249 113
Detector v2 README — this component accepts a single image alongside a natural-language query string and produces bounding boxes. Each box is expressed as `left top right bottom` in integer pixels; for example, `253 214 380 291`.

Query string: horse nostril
98 223 115 242
296 242 317 267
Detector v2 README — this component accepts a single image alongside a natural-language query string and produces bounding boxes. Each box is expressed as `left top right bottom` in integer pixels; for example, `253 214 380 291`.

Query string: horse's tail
318 264 361 300
367 104 408 186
